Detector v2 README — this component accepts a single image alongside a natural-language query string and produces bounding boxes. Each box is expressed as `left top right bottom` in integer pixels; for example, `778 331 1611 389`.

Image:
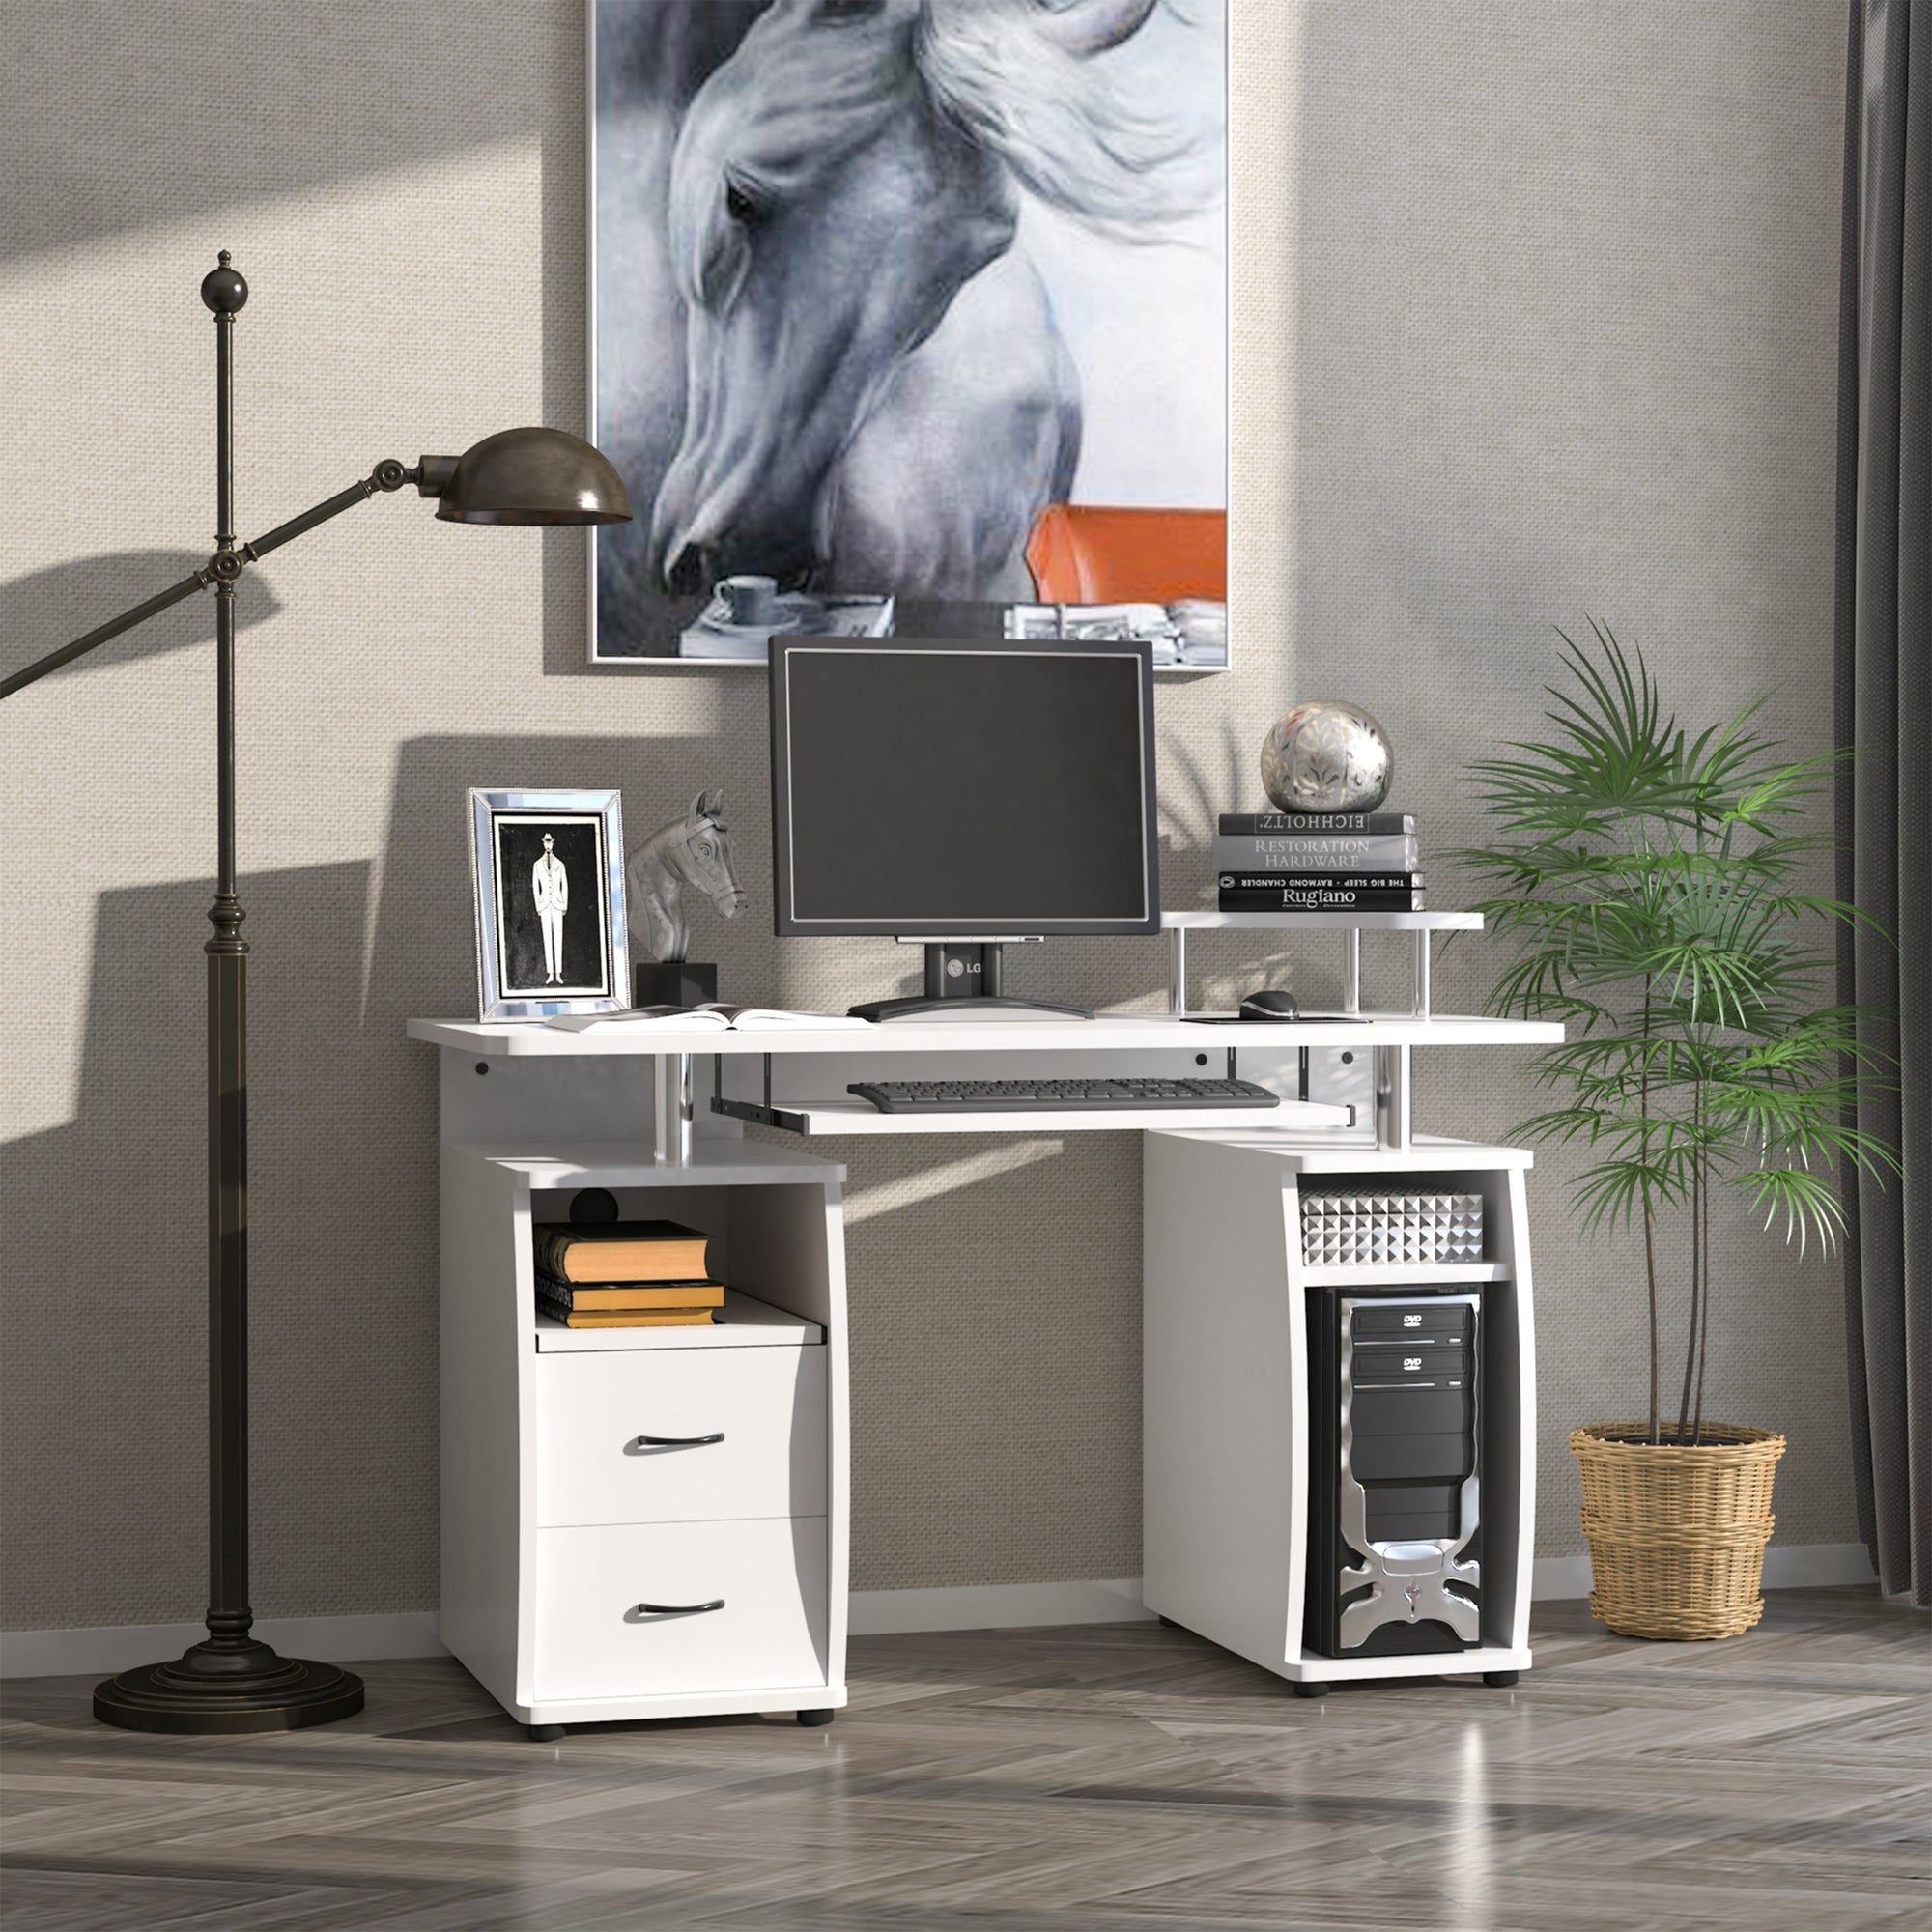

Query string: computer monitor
769 636 1159 1020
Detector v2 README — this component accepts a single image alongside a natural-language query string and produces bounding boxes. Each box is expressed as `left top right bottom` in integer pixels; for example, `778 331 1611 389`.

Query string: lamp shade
432 427 632 526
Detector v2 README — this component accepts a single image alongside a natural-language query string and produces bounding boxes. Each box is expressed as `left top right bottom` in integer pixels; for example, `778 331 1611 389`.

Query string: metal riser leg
654 1053 694 1165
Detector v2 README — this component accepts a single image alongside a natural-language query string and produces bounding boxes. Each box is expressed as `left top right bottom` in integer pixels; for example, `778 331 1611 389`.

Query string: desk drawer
534 1518 829 1701
536 1347 828 1528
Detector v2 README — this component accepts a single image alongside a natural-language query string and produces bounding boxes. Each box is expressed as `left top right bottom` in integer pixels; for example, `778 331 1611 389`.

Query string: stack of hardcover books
1215 810 1422 912
534 1218 724 1329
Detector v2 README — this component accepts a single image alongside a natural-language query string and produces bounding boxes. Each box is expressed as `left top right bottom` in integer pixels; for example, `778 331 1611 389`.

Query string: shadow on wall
833 1128 1143 1590
0 554 283 685
1 727 788 1633
10 5 608 688
1 1 573 267
0 860 420 1632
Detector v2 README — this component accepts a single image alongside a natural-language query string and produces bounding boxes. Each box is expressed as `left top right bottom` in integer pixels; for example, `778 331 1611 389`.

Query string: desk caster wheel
1157 1615 1182 1630
528 1723 565 1742
1483 1670 1519 1689
1292 1682 1329 1699
797 1708 835 1727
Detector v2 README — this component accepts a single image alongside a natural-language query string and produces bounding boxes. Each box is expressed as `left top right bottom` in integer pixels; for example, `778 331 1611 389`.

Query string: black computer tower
1305 1287 1483 1658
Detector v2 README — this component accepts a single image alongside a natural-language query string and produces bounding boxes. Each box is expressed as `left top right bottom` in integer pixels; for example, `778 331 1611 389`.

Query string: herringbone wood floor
1 1587 1925 1930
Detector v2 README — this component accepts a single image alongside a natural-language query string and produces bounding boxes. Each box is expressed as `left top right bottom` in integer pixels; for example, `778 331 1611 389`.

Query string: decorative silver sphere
1261 700 1394 814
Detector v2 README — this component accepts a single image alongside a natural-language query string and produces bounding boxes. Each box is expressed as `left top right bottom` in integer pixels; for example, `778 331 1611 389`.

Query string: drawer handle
634 1432 724 1448
636 1599 725 1616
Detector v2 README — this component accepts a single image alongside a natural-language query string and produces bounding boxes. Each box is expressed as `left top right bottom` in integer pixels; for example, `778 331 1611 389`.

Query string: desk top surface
407 1011 1563 1057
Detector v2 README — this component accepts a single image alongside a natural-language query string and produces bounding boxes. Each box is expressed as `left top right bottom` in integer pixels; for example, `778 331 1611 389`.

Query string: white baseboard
1530 1554 1597 1600
1532 1541 1876 1601
849 1577 1152 1635
0 1548 1878 1679
0 1611 443 1682
1761 1542 1878 1588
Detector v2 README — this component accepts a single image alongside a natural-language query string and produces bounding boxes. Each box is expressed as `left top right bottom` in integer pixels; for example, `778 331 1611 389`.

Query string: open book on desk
545 1003 872 1035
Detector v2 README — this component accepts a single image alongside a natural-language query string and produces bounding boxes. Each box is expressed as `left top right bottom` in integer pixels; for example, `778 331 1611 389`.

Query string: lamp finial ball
201 253 248 315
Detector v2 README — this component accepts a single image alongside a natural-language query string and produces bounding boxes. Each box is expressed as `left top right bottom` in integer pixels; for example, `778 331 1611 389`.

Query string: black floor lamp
0 254 632 1734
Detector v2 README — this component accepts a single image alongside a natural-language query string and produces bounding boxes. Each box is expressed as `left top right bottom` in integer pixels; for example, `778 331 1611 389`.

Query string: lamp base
94 1635 363 1735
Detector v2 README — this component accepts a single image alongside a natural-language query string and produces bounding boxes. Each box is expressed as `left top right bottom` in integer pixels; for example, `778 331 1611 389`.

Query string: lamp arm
0 459 417 703
241 457 414 561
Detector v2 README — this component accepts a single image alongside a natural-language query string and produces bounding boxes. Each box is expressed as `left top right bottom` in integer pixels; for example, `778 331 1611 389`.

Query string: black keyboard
847 1077 1282 1114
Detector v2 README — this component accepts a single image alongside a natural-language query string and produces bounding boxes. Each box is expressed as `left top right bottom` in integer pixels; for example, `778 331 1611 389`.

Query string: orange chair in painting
1024 504 1228 605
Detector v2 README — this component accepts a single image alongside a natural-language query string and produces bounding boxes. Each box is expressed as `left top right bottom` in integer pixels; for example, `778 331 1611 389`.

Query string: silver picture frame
469 788 630 1022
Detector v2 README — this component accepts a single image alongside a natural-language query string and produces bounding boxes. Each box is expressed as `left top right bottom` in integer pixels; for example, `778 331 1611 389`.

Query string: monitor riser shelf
1162 909 1480 1023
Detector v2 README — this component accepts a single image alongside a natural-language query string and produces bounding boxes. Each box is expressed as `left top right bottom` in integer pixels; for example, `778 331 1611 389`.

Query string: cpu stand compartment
1142 1134 1537 1694
1305 1286 1482 1659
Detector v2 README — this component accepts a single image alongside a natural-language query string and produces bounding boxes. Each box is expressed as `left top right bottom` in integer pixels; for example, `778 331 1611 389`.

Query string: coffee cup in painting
721 575 779 627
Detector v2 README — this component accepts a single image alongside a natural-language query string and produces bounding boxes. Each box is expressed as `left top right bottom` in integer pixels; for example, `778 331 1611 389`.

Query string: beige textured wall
1 1 1853 1631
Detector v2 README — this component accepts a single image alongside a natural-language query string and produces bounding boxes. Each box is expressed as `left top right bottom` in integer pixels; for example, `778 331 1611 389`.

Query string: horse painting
591 0 1225 659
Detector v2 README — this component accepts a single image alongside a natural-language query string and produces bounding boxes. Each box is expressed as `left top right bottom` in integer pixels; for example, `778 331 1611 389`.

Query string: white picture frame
469 789 629 1022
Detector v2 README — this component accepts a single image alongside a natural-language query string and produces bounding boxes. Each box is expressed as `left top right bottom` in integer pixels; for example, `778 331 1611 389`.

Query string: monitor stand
850 942 1093 1023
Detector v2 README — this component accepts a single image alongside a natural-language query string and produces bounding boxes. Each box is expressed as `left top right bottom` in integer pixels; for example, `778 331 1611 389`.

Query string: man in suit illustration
532 832 568 983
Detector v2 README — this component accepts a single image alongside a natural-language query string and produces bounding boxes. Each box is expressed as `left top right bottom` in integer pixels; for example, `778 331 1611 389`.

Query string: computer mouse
1238 988 1300 1021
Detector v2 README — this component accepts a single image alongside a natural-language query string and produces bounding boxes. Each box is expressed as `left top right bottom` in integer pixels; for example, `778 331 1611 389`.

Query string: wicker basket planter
1569 1422 1787 1640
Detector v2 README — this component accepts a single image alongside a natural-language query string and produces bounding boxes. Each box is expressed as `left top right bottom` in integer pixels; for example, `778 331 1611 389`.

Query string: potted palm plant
1459 623 1894 1639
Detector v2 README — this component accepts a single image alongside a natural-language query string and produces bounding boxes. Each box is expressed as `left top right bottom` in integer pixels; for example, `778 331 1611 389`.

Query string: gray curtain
1835 0 1929 1607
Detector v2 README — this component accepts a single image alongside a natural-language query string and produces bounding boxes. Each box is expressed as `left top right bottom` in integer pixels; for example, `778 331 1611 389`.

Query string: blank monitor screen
770 638 1158 936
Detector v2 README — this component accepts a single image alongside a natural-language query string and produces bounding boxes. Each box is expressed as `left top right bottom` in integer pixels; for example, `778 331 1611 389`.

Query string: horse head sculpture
628 789 748 963
649 0 1205 598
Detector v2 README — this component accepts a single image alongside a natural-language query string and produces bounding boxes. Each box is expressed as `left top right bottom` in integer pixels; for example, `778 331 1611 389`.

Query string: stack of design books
1003 598 1229 668
534 1218 723 1329
1214 810 1422 911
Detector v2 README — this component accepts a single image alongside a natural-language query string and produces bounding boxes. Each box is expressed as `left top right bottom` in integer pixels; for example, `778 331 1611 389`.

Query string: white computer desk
405 922 1562 1732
